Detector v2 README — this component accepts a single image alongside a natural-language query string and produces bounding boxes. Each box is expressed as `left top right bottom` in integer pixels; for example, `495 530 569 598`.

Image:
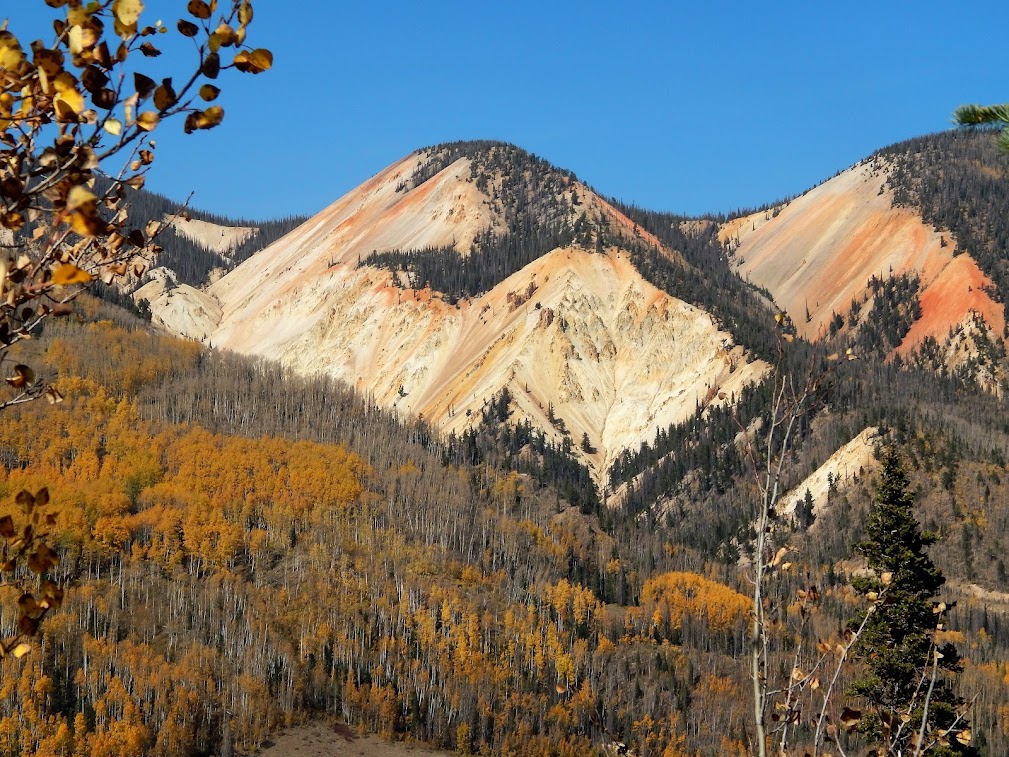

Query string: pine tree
849 446 974 755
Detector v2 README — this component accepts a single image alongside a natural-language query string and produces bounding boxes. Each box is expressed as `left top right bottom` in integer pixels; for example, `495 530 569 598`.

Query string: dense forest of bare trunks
0 294 1004 756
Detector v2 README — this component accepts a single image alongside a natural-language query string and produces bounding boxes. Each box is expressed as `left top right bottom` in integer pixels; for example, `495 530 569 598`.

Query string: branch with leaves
0 0 271 408
0 0 271 663
0 487 63 663
953 103 1009 153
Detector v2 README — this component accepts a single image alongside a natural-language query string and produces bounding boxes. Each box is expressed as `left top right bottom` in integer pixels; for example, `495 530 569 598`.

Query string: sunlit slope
204 145 767 478
726 160 1003 353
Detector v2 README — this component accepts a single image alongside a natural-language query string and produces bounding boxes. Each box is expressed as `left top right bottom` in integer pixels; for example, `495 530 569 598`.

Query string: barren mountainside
724 130 1009 389
197 143 767 480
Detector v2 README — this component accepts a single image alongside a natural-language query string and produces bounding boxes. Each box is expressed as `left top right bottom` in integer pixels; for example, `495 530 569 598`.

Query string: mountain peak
407 140 578 188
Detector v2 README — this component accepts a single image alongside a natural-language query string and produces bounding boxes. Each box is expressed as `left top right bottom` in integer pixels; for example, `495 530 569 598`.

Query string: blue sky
11 0 1009 220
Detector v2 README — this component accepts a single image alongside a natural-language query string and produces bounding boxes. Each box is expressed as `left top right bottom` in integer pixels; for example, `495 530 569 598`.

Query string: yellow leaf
234 47 273 74
212 23 237 46
112 0 144 26
103 117 122 136
68 25 84 55
956 729 972 746
66 185 96 211
54 89 85 120
203 104 223 125
12 643 31 659
51 264 93 285
66 6 90 25
135 110 159 131
70 211 102 237
0 31 25 71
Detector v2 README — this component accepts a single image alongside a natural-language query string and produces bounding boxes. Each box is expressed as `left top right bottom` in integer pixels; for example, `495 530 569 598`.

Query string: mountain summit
198 142 767 480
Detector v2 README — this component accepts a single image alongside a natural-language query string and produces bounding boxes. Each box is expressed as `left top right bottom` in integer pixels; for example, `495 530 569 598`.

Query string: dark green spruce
849 446 974 755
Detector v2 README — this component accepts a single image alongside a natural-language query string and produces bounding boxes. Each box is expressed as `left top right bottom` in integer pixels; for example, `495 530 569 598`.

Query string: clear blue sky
11 0 1009 220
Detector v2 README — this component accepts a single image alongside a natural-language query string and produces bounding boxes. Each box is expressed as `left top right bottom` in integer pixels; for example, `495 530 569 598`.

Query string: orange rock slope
726 160 1004 353
202 151 767 482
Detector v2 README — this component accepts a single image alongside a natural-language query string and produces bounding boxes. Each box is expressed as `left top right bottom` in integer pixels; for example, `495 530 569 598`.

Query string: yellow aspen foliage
636 571 749 637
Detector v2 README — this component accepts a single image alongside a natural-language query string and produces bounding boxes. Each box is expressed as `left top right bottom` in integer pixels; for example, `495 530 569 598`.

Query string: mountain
724 129 1009 390
194 142 768 480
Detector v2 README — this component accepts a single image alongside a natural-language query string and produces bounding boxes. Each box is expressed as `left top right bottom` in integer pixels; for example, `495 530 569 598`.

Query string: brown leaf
199 84 220 101
0 516 14 539
187 0 212 19
134 72 156 100
28 543 59 574
93 87 117 110
6 365 35 389
201 51 221 78
154 79 177 110
177 18 199 37
17 593 39 617
18 614 40 637
839 707 861 732
41 580 64 609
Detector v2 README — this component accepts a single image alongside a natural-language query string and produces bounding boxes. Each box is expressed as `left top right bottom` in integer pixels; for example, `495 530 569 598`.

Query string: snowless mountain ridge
145 145 769 483
140 137 1009 483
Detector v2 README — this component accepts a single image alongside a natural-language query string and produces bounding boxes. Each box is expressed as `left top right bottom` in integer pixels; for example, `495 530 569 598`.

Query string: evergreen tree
849 447 974 755
795 487 815 530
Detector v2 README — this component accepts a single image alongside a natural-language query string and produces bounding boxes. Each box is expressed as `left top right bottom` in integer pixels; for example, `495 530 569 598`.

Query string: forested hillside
96 179 308 288
0 288 1006 755
880 128 1009 322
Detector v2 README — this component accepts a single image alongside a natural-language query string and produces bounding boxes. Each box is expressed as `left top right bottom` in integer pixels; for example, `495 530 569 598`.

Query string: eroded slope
204 147 766 480
727 161 1004 355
